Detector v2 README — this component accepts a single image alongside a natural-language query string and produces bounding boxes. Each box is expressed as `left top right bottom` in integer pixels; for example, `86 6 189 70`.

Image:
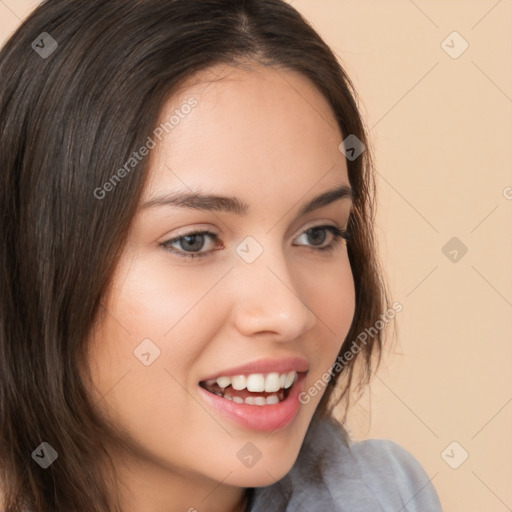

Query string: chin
221 431 307 488
227 460 297 488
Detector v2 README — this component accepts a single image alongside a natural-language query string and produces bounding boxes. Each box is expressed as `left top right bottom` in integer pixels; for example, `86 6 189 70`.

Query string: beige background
2 1 511 510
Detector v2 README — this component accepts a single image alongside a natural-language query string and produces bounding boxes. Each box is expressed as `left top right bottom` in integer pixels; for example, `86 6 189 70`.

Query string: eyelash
160 224 351 261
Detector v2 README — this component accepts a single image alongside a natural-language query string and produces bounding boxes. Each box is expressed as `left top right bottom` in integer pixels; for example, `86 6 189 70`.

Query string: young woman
0 1 443 511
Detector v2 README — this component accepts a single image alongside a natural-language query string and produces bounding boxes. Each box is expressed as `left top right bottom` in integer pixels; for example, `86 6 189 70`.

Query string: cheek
85 248 234 403
307 256 355 345
85 254 206 403
83 256 217 461
301 258 355 400
115 256 209 337
103 252 227 353
326 260 355 325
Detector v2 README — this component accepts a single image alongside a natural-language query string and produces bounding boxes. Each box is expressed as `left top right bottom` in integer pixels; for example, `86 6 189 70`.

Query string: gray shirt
248 416 443 511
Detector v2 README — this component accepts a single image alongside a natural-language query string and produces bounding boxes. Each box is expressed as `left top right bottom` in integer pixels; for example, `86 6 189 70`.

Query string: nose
228 242 317 341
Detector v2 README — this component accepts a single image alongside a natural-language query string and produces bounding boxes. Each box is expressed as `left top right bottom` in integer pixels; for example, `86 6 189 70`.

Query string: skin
85 62 356 512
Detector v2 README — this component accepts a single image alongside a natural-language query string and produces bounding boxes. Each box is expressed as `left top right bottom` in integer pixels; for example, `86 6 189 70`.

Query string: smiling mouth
199 371 299 406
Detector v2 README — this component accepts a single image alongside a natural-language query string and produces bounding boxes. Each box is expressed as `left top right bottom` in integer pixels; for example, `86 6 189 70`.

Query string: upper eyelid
166 220 345 242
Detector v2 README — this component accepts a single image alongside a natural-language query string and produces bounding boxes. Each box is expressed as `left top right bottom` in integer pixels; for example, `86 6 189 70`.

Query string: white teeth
284 371 296 389
264 372 281 392
210 371 298 392
246 374 265 392
216 376 231 388
231 375 246 390
203 370 300 405
242 394 280 406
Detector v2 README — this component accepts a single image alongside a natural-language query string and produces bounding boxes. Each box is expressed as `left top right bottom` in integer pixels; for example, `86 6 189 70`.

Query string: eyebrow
141 184 353 216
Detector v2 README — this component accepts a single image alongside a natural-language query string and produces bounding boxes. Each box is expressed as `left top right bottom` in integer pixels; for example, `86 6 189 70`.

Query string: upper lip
199 356 310 382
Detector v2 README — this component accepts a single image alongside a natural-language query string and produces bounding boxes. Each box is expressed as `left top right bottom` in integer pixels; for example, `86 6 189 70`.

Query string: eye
293 225 350 253
160 231 220 260
160 224 350 261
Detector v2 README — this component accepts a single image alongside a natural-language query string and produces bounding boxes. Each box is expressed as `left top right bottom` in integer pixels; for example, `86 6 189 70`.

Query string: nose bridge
230 235 316 338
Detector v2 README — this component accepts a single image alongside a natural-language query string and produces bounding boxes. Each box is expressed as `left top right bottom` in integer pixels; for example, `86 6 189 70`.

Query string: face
85 63 355 509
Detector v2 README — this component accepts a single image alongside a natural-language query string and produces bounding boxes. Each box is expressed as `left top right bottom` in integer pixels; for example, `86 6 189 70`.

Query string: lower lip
197 373 307 432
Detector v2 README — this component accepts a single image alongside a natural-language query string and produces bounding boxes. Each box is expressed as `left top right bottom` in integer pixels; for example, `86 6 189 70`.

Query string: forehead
143 63 349 205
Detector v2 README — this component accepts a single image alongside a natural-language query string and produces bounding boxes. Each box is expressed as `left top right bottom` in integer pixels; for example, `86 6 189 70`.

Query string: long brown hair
0 0 389 510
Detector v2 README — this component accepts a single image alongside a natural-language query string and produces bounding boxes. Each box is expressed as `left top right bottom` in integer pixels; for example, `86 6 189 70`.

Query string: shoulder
345 437 443 511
